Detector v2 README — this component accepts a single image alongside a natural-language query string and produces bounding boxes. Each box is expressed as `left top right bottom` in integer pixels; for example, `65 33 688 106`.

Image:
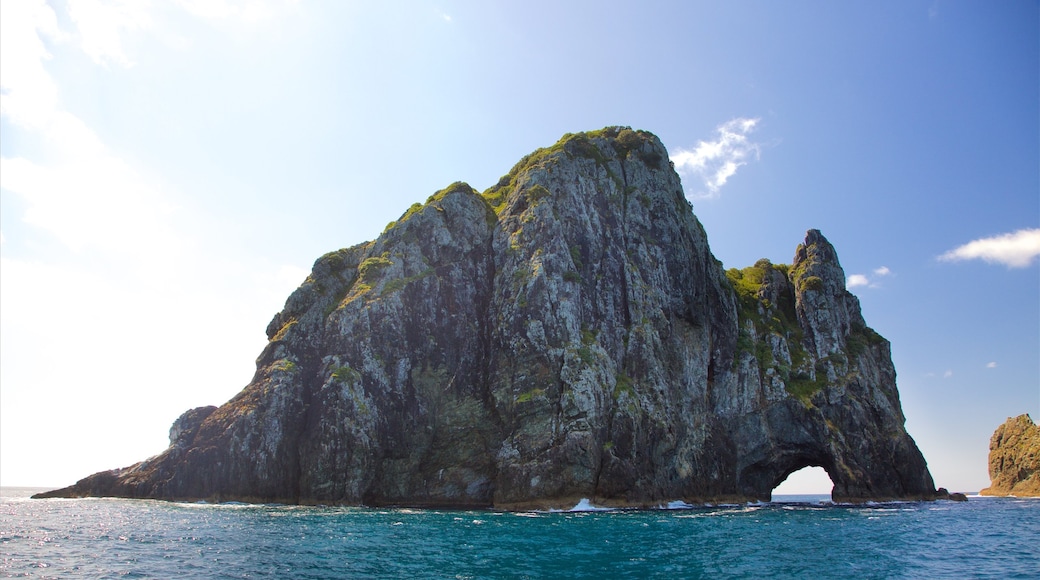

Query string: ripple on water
1 494 1037 578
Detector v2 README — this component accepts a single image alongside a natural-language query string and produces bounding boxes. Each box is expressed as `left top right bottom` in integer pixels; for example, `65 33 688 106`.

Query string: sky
1 0 1037 496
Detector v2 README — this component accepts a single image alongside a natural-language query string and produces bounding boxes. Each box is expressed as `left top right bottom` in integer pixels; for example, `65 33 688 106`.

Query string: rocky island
980 414 1040 497
36 127 941 508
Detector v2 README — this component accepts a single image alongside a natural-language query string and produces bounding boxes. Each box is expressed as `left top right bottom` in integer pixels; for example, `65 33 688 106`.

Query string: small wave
568 498 614 512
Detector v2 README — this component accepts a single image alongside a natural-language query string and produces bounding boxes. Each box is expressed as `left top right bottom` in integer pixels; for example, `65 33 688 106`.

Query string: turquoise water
2 488 1038 578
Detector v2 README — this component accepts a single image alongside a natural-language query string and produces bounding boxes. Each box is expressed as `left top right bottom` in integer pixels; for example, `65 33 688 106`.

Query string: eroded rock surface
35 127 938 507
980 414 1040 497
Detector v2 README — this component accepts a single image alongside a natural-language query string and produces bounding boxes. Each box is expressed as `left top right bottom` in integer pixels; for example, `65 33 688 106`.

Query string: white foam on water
661 500 694 510
568 498 613 512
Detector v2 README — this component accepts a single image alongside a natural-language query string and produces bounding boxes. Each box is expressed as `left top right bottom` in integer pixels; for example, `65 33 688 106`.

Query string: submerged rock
979 414 1040 497
34 127 939 508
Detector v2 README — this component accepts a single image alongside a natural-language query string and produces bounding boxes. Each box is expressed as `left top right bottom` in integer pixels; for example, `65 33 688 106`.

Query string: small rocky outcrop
980 414 1040 497
935 487 968 501
34 127 940 508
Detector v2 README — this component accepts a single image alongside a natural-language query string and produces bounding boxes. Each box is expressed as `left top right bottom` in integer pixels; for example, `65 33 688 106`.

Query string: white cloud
0 0 65 128
986 362 997 369
846 266 891 289
0 1 179 260
943 370 954 378
1 153 181 259
174 0 300 24
669 117 762 199
847 274 870 288
0 0 313 487
176 0 239 20
939 228 1040 268
68 0 151 67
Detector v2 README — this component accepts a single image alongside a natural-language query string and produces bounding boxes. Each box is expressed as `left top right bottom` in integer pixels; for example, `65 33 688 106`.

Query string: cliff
35 127 938 508
980 414 1040 497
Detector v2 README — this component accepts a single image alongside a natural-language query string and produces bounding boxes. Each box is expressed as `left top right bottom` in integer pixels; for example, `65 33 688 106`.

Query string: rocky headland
980 414 1040 497
35 127 940 508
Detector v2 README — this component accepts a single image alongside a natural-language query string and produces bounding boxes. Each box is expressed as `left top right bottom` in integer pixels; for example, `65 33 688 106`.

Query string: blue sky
1 0 1037 495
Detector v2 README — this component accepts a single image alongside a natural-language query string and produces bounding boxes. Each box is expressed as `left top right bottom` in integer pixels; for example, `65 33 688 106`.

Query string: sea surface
2 487 1038 579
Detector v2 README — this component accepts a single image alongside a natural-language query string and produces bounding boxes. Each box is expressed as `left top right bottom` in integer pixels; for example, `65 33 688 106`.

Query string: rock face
980 414 1040 497
35 127 938 507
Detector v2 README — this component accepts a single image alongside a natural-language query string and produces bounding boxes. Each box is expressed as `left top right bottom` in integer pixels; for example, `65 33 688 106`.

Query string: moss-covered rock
35 127 937 508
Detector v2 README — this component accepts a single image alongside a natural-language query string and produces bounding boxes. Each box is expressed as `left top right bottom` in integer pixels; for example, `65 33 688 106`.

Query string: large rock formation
35 127 938 508
980 414 1040 497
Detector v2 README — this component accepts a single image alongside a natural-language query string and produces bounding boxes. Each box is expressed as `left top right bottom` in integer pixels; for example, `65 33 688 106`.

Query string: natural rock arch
742 453 837 500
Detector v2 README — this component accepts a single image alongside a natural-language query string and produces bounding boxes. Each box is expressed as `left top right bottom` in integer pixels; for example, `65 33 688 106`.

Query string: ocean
2 487 1037 579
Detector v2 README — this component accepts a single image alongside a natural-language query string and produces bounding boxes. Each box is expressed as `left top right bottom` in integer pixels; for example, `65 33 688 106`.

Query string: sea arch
773 465 834 496
737 448 843 502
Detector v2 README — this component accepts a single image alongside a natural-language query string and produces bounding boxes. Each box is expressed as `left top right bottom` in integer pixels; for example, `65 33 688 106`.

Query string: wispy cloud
847 274 870 288
670 117 762 199
174 0 300 24
986 362 997 369
846 265 891 289
1 0 179 260
68 0 151 67
0 0 64 127
939 228 1040 268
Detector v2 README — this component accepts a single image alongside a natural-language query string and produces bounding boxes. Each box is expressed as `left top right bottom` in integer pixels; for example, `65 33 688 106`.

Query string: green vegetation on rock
381 268 435 297
331 365 361 384
481 126 660 214
847 322 885 358
516 388 545 404
725 258 820 401
358 254 392 282
274 359 297 373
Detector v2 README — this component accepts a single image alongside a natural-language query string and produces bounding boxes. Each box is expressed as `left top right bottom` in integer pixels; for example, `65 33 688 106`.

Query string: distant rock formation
980 414 1040 497
35 127 939 508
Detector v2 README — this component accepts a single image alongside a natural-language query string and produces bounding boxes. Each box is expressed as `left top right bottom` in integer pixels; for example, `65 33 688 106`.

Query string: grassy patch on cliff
384 181 496 232
331 364 361 384
381 268 435 297
613 372 635 399
725 259 819 401
726 259 801 341
481 127 661 214
847 321 886 358
516 388 546 404
358 254 392 282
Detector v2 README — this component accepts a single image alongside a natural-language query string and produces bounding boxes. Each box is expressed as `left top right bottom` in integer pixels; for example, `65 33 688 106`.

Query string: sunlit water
2 487 1037 578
